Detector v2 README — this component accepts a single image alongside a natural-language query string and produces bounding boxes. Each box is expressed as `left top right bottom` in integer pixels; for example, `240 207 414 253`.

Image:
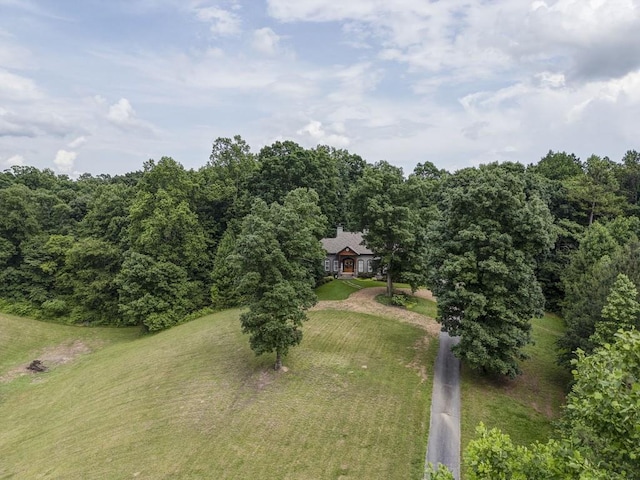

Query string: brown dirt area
312 287 441 337
0 340 92 383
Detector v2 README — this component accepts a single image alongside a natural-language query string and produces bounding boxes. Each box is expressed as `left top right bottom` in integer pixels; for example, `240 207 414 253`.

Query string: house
320 226 376 278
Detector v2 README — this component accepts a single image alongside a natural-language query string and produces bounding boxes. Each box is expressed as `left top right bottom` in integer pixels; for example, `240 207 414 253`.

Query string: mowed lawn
460 313 571 453
0 309 437 480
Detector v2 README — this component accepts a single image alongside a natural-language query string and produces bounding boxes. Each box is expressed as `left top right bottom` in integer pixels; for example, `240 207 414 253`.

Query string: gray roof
321 230 373 255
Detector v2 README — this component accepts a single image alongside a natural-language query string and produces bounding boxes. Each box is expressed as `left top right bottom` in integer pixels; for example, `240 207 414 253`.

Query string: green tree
115 251 192 331
235 188 326 370
349 161 430 296
428 163 556 377
565 155 624 226
465 329 640 478
530 150 583 181
210 225 243 309
558 219 640 365
254 141 341 235
592 273 640 347
617 150 640 209
62 237 122 324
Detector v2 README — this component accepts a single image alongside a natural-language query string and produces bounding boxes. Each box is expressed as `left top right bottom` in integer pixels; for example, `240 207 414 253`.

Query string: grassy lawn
0 309 437 480
460 313 571 457
316 278 386 300
316 278 411 300
376 294 438 320
0 312 140 378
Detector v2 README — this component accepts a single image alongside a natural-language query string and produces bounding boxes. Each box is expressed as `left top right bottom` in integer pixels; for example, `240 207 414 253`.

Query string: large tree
428 163 556 377
348 161 431 296
234 188 326 370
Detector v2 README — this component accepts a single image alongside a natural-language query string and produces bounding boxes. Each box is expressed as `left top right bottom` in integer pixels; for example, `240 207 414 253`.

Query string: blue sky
1 0 639 176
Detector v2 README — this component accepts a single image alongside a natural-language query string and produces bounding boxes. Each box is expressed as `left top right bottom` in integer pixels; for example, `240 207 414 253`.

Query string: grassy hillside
0 309 437 479
461 313 571 451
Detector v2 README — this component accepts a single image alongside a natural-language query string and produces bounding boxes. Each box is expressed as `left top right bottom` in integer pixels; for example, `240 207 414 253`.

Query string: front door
343 258 354 273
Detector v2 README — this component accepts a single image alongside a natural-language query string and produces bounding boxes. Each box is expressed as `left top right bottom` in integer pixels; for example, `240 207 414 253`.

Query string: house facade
320 226 376 278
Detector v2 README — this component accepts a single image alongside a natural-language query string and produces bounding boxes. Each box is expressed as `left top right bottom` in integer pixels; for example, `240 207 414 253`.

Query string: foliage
564 154 624 226
428 162 556 377
561 329 640 476
349 161 432 296
464 329 640 479
235 188 327 369
210 226 243 309
424 462 455 480
558 219 640 365
592 273 640 347
115 251 193 331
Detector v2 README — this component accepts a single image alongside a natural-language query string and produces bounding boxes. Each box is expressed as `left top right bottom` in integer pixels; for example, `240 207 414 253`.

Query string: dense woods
2 142 640 364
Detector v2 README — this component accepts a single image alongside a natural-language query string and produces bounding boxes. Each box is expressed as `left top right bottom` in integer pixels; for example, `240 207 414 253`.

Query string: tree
427 163 556 377
592 273 640 347
349 161 430 296
234 188 326 370
210 225 243 309
564 155 624 226
558 219 640 366
464 330 640 479
115 251 192 331
530 150 583 181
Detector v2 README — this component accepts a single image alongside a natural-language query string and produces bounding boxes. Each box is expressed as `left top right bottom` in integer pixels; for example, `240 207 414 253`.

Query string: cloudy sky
1 0 639 176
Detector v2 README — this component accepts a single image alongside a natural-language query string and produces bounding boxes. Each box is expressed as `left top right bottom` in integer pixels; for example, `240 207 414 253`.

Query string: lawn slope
461 313 571 451
0 309 436 480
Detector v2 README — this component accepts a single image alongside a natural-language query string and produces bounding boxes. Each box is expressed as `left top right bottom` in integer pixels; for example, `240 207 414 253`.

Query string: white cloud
1 154 24 168
194 6 241 36
67 135 87 148
54 149 77 173
107 98 135 125
0 69 42 101
296 120 350 147
106 98 158 135
252 27 280 55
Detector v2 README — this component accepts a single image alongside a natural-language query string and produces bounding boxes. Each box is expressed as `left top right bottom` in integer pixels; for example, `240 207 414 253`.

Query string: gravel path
312 287 441 336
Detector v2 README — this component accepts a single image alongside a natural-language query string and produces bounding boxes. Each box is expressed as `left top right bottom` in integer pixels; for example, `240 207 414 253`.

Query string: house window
358 259 364 273
333 260 338 271
324 259 330 271
367 260 373 273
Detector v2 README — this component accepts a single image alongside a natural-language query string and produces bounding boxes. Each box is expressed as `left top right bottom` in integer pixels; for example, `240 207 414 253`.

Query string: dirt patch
313 287 441 336
0 340 92 383
406 336 431 383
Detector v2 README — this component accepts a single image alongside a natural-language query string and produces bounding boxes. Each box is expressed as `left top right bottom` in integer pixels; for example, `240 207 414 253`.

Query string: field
0 309 437 480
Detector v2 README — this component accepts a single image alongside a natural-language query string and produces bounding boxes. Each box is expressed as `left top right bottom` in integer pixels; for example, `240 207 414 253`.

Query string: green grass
375 294 438 320
0 312 140 377
406 297 438 319
0 309 437 479
461 313 571 455
315 278 386 300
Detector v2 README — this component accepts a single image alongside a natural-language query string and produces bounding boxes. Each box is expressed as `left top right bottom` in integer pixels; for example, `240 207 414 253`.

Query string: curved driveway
425 332 461 479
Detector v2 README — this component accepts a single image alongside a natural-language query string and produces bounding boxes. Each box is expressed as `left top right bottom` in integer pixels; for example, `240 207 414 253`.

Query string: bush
391 293 408 307
41 299 69 318
315 276 334 287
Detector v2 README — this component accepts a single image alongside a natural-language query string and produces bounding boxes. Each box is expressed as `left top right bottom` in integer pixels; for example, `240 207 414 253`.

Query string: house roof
321 230 373 255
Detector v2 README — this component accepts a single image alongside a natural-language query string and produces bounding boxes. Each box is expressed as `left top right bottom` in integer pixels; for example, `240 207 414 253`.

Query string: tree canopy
234 188 326 370
427 163 556 377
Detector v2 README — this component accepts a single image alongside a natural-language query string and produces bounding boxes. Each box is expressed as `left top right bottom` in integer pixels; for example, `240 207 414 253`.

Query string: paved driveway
425 332 461 479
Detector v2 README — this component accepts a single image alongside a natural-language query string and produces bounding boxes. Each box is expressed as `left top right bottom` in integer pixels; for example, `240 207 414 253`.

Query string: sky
1 0 639 177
